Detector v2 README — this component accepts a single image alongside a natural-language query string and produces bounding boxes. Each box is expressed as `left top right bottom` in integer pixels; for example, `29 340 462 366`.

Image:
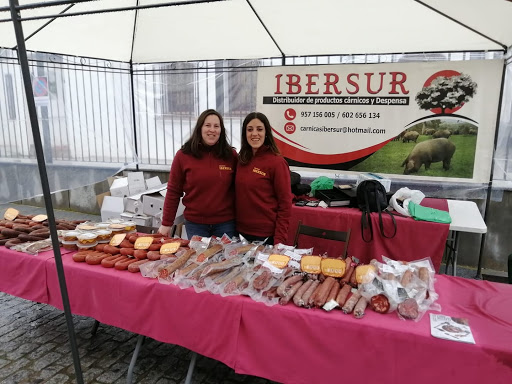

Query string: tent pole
475 60 508 278
130 62 140 171
8 1 84 383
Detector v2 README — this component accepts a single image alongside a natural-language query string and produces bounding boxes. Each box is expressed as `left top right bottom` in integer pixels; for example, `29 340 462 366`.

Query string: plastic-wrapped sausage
342 292 361 314
397 298 419 320
301 280 320 308
400 269 414 287
353 296 368 319
277 274 303 297
325 280 340 304
335 284 352 307
279 280 304 306
418 267 430 286
307 280 324 308
292 279 314 307
314 277 336 307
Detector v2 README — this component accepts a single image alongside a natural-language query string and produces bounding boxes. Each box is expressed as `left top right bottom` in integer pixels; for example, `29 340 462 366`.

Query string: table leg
91 320 100 336
126 334 145 384
444 230 459 276
184 352 197 384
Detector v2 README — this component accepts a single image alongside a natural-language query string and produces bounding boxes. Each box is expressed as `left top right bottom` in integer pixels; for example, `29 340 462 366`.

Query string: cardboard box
127 172 146 196
110 177 130 198
145 176 163 189
120 212 152 227
124 197 143 214
100 196 125 221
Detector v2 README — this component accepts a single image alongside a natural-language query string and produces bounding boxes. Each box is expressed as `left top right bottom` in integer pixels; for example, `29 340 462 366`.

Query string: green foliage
350 135 477 178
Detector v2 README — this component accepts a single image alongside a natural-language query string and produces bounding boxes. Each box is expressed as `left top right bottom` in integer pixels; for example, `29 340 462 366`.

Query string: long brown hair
181 109 233 160
239 112 280 165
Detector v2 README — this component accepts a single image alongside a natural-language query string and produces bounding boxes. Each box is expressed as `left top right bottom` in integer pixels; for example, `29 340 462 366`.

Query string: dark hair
239 112 281 165
181 109 233 160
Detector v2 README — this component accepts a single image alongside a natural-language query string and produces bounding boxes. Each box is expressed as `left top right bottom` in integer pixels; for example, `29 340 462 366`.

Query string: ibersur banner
256 60 503 183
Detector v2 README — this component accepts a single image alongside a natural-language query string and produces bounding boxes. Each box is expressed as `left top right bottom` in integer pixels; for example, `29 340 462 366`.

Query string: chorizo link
276 274 303 297
353 296 368 319
335 284 352 307
314 277 336 307
278 280 304 306
342 292 361 314
292 279 314 307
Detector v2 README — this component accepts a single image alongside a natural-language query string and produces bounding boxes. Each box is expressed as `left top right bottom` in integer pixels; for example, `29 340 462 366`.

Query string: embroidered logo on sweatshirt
252 167 266 176
219 165 232 171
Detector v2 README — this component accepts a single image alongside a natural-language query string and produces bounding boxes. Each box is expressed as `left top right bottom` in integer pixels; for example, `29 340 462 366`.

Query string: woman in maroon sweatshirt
158 109 237 238
235 112 292 245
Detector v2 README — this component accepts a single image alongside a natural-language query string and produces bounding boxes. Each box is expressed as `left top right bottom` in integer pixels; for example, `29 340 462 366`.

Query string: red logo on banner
284 122 296 134
284 108 296 121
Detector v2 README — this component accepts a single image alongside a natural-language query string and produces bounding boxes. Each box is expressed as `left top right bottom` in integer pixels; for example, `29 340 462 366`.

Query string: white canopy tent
1 2 511 384
0 0 511 63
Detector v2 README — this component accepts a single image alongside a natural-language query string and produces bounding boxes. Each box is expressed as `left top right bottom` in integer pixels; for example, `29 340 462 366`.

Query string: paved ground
0 203 507 383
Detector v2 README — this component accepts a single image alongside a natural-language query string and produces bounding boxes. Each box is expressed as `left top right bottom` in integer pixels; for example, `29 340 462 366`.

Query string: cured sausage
301 279 320 308
292 279 314 307
397 298 419 319
201 257 243 278
101 255 128 268
158 249 196 278
325 280 341 304
370 294 391 314
223 274 247 294
277 274 303 297
314 277 336 307
342 292 361 314
114 257 139 270
253 268 273 290
400 269 414 287
128 259 151 273
353 296 368 319
196 244 223 263
279 280 304 305
335 284 352 307
85 252 111 265
418 267 430 286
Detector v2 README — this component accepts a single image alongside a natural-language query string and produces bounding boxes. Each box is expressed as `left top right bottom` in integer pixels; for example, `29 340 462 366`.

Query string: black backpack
356 180 397 242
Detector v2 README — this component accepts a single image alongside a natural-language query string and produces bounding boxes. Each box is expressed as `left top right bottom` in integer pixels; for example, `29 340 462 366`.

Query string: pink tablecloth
288 198 450 271
44 255 244 368
2 245 512 384
235 275 512 384
0 247 71 303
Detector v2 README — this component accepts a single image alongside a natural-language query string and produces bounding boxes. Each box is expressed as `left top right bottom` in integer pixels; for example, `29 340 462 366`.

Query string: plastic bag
408 201 452 224
389 187 425 216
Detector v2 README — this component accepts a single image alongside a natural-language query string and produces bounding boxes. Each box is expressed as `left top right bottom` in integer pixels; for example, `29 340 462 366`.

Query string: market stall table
0 246 73 303
40 252 512 384
287 198 450 271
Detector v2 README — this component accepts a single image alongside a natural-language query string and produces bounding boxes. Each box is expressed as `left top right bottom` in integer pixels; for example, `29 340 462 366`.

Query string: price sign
134 236 153 250
300 255 322 274
267 254 291 269
109 233 126 246
321 258 346 278
4 208 19 221
32 214 48 222
160 242 180 254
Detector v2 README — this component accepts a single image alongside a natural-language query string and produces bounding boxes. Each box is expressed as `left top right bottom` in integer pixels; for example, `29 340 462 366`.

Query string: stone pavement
0 293 277 384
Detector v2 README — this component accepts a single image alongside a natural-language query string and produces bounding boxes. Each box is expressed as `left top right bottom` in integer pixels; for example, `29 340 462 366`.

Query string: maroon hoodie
161 147 237 226
235 146 292 245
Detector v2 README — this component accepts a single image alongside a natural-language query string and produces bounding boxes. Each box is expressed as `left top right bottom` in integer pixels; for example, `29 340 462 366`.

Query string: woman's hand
158 225 172 237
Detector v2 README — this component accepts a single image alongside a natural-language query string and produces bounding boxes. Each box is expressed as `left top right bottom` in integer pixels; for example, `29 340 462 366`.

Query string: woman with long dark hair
158 109 237 238
235 112 292 245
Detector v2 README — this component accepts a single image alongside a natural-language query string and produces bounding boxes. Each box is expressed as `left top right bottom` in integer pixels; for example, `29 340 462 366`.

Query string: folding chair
293 220 351 258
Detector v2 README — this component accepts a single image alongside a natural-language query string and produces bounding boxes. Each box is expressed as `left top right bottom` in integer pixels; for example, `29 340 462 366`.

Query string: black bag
356 180 397 242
